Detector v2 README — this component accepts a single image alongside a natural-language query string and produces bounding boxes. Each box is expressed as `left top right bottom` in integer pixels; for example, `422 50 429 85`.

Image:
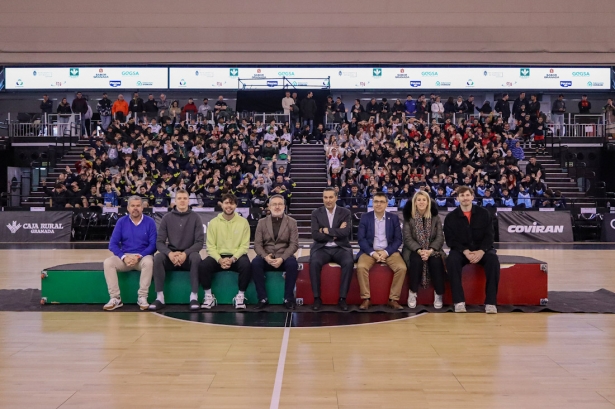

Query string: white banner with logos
6 67 168 90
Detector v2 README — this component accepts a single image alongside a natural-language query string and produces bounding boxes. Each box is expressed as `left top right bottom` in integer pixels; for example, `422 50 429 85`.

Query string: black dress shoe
312 297 322 311
284 299 296 310
338 298 349 311
253 299 269 310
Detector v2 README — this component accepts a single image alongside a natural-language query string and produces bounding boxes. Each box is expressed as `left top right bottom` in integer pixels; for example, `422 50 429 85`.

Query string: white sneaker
407 291 417 309
485 304 498 314
233 293 247 309
454 302 467 313
137 296 149 311
103 298 123 311
433 292 443 309
201 293 217 309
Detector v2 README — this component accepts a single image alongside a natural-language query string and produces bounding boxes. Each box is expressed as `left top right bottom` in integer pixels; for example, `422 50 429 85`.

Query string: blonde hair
411 191 432 219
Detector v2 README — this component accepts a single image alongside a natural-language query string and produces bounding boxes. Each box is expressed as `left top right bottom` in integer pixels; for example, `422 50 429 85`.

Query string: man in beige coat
251 194 299 309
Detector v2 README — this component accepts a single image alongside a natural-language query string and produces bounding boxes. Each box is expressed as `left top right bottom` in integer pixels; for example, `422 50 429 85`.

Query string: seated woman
402 191 446 309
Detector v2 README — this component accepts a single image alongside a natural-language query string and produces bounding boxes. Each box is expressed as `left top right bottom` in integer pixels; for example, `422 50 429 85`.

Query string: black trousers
309 246 354 298
153 252 202 293
407 251 446 295
446 249 500 305
198 255 251 292
251 255 299 301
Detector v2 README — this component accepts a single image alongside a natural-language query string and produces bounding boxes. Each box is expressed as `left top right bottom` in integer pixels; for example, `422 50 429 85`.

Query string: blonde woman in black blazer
402 191 446 309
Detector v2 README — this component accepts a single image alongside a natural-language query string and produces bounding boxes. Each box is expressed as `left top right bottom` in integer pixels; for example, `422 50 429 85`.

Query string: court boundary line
150 311 428 329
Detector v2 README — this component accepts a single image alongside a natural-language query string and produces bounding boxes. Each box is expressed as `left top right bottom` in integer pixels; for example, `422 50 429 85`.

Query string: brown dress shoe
359 299 372 310
388 300 403 310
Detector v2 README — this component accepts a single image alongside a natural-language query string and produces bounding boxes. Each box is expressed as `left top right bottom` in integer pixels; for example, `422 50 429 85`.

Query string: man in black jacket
525 156 545 181
512 92 529 118
40 95 53 136
309 187 354 311
149 189 204 311
143 94 159 121
494 94 511 123
129 92 144 124
300 91 317 134
443 186 500 313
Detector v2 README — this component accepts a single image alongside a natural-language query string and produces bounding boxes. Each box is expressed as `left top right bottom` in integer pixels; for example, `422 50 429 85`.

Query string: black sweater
443 205 494 253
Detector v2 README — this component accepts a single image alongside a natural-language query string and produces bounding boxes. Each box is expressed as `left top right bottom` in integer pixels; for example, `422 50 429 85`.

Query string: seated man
443 186 500 314
309 187 354 311
252 194 300 310
149 189 204 311
103 196 157 311
198 194 251 309
356 192 406 310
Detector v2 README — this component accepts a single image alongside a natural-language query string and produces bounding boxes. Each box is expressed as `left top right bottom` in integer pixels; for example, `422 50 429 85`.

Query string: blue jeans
303 119 314 134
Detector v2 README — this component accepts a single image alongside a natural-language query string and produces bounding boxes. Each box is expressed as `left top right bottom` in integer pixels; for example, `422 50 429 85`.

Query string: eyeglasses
373 200 388 204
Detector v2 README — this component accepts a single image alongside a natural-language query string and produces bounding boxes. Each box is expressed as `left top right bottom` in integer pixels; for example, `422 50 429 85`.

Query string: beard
271 209 285 218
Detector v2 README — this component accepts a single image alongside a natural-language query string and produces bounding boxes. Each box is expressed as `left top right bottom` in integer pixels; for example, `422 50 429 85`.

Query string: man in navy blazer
356 192 406 310
309 187 354 311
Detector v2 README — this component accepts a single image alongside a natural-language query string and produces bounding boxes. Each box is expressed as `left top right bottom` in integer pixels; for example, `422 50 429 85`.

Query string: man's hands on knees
463 249 485 264
372 250 387 263
218 257 233 270
123 254 140 267
169 251 187 266
265 254 283 268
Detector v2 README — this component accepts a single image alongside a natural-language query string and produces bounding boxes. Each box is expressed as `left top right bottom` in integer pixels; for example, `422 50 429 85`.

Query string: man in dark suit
309 187 354 311
443 186 500 314
251 195 300 310
356 192 406 310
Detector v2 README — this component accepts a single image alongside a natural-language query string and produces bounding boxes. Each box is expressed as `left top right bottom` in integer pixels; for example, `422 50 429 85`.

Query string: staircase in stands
288 144 328 239
22 139 91 207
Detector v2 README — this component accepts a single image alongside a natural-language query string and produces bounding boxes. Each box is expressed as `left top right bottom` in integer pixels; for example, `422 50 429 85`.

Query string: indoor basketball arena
1 1 615 408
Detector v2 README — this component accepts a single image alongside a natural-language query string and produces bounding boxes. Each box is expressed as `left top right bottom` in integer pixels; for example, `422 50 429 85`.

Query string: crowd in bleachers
317 93 570 210
42 93 295 212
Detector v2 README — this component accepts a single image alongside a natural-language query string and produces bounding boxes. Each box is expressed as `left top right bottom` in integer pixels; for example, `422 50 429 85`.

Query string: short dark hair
175 189 189 197
323 187 338 197
457 186 474 196
221 193 237 204
373 192 387 200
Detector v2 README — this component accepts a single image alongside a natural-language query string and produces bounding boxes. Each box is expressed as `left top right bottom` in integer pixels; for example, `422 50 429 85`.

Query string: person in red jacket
181 98 198 121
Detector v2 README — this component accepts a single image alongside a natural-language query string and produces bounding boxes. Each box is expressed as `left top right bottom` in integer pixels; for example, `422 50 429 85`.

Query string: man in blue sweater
103 196 157 311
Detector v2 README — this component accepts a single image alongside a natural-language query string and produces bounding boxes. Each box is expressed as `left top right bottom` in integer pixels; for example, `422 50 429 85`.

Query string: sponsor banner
498 211 573 242
6 67 168 90
0 211 72 242
601 214 615 242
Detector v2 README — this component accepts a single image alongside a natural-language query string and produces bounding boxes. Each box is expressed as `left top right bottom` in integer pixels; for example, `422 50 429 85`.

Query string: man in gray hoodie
149 189 204 311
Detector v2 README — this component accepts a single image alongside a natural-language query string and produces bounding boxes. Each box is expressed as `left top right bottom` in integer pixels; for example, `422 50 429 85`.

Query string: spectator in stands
300 91 317 134
198 98 211 120
168 100 181 121
578 94 592 115
40 94 53 117
97 93 112 132
351 99 365 120
335 97 347 123
214 95 228 121
71 92 89 136
182 98 198 121
366 98 380 120
198 193 251 309
454 95 467 114
42 181 69 208
444 186 500 314
431 96 444 122
494 93 511 123
158 94 169 118
150 189 204 311
525 156 545 181
513 92 529 119
103 196 156 311
511 141 525 161
355 192 405 310
309 187 354 311
282 91 294 116
552 94 566 136
252 194 299 310
402 191 446 309
129 92 144 123
143 94 158 120
405 95 416 117
465 95 475 114
56 97 72 136
111 94 129 122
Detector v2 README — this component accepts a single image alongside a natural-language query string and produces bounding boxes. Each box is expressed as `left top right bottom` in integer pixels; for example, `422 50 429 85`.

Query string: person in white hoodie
431 96 444 122
282 91 294 116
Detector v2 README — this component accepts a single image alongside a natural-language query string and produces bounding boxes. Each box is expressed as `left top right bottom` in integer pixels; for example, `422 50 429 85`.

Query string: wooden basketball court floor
1 246 615 409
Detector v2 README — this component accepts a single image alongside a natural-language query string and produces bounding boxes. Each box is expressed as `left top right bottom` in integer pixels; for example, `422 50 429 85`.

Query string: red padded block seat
297 255 548 306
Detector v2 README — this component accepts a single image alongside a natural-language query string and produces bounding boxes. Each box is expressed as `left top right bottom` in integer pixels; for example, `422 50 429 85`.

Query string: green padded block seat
41 263 286 305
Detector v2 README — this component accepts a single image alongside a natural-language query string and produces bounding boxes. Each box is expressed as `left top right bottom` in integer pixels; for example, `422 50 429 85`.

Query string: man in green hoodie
149 189 204 311
198 193 251 309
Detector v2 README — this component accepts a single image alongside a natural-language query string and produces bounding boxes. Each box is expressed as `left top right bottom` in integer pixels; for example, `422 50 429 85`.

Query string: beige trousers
356 252 407 301
103 255 154 299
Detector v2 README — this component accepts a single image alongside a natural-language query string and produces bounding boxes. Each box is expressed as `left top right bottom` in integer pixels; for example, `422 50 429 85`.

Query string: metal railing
8 113 82 138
